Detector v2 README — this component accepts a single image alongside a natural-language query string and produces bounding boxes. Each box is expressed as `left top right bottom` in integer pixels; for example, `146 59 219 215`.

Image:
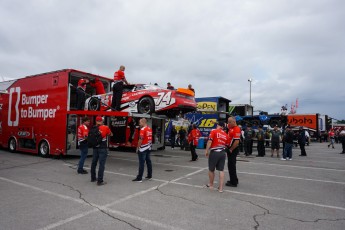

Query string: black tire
88 97 100 111
39 140 50 158
8 138 17 153
138 97 155 114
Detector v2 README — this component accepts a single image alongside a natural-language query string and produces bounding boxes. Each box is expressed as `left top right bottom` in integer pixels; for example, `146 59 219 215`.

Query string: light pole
248 78 252 106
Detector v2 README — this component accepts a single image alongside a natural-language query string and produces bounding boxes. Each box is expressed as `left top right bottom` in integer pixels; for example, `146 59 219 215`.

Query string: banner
287 114 317 130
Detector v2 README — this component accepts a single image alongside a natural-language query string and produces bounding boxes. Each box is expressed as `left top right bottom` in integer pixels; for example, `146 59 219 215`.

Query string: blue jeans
137 149 152 180
283 143 293 159
78 143 88 172
91 148 108 183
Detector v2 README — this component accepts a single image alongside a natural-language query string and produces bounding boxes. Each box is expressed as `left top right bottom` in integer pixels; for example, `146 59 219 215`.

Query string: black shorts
271 141 280 150
208 150 226 172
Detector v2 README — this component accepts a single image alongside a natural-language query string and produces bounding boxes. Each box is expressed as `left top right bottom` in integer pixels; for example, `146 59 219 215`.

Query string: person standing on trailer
133 118 153 182
111 65 129 111
76 78 89 110
77 117 90 174
188 124 201 161
89 77 106 95
91 116 113 186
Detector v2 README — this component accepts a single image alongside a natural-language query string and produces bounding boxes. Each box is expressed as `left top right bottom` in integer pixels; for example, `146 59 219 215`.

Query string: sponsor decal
287 115 317 130
197 102 217 111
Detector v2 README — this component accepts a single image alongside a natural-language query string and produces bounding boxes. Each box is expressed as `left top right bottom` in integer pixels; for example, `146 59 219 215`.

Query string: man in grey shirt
271 125 282 158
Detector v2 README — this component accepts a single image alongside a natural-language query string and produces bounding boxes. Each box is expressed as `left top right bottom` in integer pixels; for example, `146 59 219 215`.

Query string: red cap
96 116 103 122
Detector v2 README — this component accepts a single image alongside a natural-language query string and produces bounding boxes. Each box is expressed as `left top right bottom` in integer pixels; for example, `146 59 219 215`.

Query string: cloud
0 0 344 119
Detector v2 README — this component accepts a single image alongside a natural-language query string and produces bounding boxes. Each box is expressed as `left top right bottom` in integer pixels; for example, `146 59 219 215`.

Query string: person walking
298 127 307 156
77 117 90 174
91 116 112 186
244 125 255 156
282 125 294 160
339 128 345 154
111 65 129 111
328 129 335 149
170 125 177 150
271 125 282 158
225 116 241 187
133 118 153 182
205 121 229 193
188 124 201 161
256 126 265 157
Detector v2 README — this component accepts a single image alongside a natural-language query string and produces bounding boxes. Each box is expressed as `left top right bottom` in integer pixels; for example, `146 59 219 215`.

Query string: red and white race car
85 84 196 117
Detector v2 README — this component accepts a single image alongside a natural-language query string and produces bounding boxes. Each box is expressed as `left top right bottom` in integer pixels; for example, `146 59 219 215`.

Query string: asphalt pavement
0 142 344 230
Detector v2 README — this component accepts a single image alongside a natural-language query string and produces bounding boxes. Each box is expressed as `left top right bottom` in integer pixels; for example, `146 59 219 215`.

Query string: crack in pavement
36 178 141 230
234 198 345 229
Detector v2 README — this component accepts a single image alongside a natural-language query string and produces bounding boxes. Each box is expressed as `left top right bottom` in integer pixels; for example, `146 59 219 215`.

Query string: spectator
205 121 229 193
188 124 201 161
77 117 90 174
265 129 271 147
271 125 282 158
282 125 294 160
167 82 175 90
339 128 345 154
178 128 187 150
133 118 153 182
225 116 241 187
89 77 106 95
328 129 335 149
170 125 177 150
298 127 307 156
256 126 265 157
188 84 195 93
91 116 113 186
111 65 129 111
76 78 89 110
244 125 255 156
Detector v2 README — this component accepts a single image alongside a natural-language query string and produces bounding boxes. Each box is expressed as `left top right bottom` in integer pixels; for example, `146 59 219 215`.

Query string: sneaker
281 158 286 161
97 181 107 186
132 178 142 182
288 158 292 160
145 176 152 181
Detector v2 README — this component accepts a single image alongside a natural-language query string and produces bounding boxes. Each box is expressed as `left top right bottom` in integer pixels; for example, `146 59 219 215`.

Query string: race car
85 84 196 117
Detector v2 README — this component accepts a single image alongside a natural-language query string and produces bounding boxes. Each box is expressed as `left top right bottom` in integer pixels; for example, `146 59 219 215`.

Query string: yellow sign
197 102 217 111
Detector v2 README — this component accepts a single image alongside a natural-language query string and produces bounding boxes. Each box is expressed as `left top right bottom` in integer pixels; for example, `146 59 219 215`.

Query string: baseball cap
96 116 103 122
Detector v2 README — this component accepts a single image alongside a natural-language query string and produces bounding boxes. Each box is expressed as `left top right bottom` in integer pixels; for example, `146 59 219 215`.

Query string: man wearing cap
133 118 153 182
205 121 229 193
282 125 294 160
298 127 307 156
91 116 113 186
76 78 89 110
271 125 282 157
256 126 265 157
111 65 129 111
77 117 90 174
226 116 241 187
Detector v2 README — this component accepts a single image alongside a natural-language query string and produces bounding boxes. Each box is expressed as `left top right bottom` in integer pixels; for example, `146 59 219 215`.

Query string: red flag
296 98 298 108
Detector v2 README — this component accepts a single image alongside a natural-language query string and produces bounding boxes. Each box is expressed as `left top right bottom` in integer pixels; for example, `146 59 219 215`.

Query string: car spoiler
176 88 195 97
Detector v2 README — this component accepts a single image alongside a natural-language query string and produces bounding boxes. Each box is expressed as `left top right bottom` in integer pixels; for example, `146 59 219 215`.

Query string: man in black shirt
282 125 294 160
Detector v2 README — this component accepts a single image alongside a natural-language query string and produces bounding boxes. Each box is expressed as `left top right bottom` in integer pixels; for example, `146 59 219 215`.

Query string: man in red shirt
188 124 201 161
226 116 241 187
328 129 335 149
133 118 153 182
111 65 129 111
91 116 112 186
205 121 229 193
89 77 106 95
77 117 90 174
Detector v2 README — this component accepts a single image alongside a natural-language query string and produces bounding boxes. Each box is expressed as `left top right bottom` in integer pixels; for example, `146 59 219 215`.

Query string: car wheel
39 140 50 158
138 97 155 114
88 97 100 111
9 138 17 153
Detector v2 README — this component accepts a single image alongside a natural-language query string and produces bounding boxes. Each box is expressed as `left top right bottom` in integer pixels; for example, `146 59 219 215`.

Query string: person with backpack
77 117 90 174
90 116 112 186
132 118 153 182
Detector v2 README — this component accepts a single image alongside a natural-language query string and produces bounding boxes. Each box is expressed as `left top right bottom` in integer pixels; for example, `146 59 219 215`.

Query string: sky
1 0 344 120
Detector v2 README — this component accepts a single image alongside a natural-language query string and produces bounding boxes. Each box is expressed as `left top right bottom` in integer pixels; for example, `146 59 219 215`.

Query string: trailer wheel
39 140 50 158
8 138 17 153
138 97 155 114
88 97 100 111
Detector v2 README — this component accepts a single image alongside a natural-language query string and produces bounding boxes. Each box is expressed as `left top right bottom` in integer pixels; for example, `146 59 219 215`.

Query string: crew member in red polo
89 77 105 95
77 117 90 174
205 121 229 193
133 118 153 182
188 124 201 161
226 116 241 187
111 65 129 111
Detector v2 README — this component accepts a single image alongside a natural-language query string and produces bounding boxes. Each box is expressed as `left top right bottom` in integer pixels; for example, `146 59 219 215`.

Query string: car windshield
142 84 162 90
